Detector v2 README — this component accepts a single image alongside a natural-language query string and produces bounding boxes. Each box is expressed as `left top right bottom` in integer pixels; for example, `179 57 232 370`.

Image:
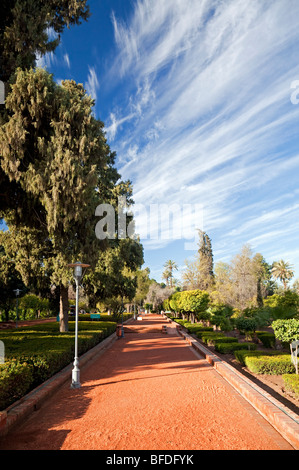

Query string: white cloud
85 66 100 101
36 51 57 69
105 112 136 142
105 0 299 275
64 53 71 69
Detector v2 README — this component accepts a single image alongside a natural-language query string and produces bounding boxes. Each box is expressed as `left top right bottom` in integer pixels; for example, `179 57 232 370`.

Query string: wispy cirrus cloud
85 66 100 102
104 0 299 274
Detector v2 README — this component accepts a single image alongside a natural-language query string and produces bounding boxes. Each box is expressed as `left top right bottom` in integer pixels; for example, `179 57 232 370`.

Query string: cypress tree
0 68 124 331
197 230 214 290
0 0 90 218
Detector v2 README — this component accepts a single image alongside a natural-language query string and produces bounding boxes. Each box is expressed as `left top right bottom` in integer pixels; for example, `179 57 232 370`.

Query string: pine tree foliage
0 0 89 82
0 0 90 218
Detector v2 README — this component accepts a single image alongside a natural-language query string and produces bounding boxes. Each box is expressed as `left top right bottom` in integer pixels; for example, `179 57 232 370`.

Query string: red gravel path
0 315 294 450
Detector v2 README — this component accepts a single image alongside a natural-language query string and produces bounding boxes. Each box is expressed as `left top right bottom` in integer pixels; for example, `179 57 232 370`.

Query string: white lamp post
68 261 90 389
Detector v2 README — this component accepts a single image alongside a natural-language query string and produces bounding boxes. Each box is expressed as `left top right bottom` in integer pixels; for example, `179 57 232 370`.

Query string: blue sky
35 0 299 284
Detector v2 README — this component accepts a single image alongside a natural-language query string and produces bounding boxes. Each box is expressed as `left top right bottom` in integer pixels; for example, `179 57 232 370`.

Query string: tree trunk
4 307 9 322
59 284 69 332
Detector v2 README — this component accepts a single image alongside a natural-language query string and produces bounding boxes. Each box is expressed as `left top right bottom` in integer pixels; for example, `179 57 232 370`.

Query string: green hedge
201 333 226 344
0 321 117 411
256 331 276 349
245 354 295 375
195 329 217 339
282 374 299 398
203 335 238 347
215 342 257 354
234 350 287 366
78 313 132 323
185 324 212 334
0 360 34 410
173 319 188 326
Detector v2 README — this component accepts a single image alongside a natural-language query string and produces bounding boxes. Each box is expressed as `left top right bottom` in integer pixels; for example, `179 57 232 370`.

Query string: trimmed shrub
195 328 214 339
201 333 226 345
235 317 258 334
256 331 276 349
185 324 210 334
282 374 299 398
206 337 238 347
245 354 295 375
173 319 188 326
213 337 238 344
219 317 233 332
234 349 286 367
215 342 257 354
0 360 33 410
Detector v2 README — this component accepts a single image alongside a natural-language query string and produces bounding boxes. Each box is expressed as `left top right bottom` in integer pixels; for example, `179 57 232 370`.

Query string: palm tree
162 269 171 287
163 260 178 288
271 260 294 290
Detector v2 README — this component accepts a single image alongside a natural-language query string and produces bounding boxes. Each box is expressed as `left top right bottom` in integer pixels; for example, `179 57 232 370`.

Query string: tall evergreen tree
0 68 126 331
0 0 90 218
0 236 26 321
197 230 214 290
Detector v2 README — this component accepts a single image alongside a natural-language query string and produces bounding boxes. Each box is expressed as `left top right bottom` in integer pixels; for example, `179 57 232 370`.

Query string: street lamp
13 289 21 329
67 261 90 389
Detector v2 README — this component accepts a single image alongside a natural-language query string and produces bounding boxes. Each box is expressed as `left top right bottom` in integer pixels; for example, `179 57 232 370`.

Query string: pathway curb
175 322 299 450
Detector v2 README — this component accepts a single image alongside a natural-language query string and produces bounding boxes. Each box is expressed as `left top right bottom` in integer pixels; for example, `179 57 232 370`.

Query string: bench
90 314 101 321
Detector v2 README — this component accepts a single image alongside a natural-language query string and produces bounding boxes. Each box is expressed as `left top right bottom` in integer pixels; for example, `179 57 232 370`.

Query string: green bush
245 354 295 375
200 333 226 345
213 337 238 344
0 360 33 410
215 342 257 354
235 317 258 333
219 317 233 332
272 319 299 344
195 328 214 338
185 323 209 334
234 349 286 366
256 331 276 349
173 319 188 326
282 374 299 398
204 336 238 347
